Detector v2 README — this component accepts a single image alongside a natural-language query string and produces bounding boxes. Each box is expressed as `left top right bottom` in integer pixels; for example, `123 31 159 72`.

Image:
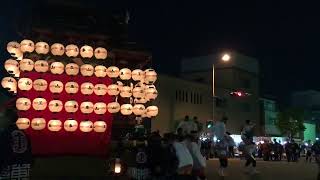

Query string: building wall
260 98 280 136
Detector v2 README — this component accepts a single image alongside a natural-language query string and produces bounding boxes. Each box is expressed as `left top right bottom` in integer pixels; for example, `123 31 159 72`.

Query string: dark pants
306 151 312 162
219 158 228 168
228 146 234 158
245 155 256 167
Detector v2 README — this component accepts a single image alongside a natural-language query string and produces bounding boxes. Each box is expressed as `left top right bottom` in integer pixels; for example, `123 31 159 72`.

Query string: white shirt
177 120 198 135
173 142 193 168
213 121 226 140
183 140 206 169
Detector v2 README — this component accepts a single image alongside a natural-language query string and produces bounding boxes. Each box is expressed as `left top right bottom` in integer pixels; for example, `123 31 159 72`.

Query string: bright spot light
222 54 231 62
316 138 319 141
237 92 242 96
305 143 309 146
213 136 217 142
260 141 264 144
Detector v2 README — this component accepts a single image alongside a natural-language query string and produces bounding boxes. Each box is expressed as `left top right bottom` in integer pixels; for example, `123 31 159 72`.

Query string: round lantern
48 100 63 113
19 59 34 72
65 82 79 94
134 97 148 104
64 119 78 132
7 41 22 58
145 69 157 84
48 119 62 131
94 65 107 77
117 81 124 90
145 85 158 100
120 104 133 115
94 47 107 59
107 102 120 113
16 118 30 130
94 102 107 115
80 101 94 114
31 118 46 130
65 100 78 113
33 79 48 91
132 86 144 98
133 104 146 116
81 82 94 95
20 39 34 53
51 43 65 56
94 121 107 132
107 66 120 78
80 64 94 76
146 106 159 117
32 98 47 111
80 45 94 58
16 98 31 111
5 59 19 75
120 86 132 98
65 63 79 76
49 81 63 94
34 60 49 72
119 68 131 80
2 77 17 93
107 84 120 96
94 84 107 96
35 42 49 54
80 120 93 132
50 62 64 75
18 78 32 91
132 69 144 81
65 44 79 57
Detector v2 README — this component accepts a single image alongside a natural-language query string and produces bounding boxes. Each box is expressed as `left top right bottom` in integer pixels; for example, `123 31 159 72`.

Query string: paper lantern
2 77 17 93
94 65 107 77
145 85 158 100
49 81 63 94
31 118 46 130
65 63 79 76
48 119 62 131
34 60 49 72
120 104 133 115
32 98 47 111
5 59 19 76
80 45 94 58
117 81 124 90
7 41 22 58
81 82 94 95
33 79 48 91
18 78 32 91
80 101 94 114
119 68 131 80
65 44 79 57
132 69 144 81
64 119 78 132
48 100 63 113
107 84 120 96
120 86 132 98
20 39 34 53
107 102 120 113
16 118 30 130
80 120 93 132
35 42 49 54
107 66 120 78
51 43 65 56
133 104 146 116
94 121 107 132
94 102 107 115
16 98 31 111
145 69 157 84
50 62 64 75
146 106 159 117
80 64 94 76
65 82 79 94
94 47 108 59
65 100 79 113
19 59 34 72
134 97 148 104
133 86 144 98
94 84 107 96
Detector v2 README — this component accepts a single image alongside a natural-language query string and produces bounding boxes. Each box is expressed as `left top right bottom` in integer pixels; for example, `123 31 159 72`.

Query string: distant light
213 136 217 142
282 141 287 145
316 138 319 141
222 54 231 62
305 143 309 146
207 124 212 128
260 141 264 144
237 92 242 96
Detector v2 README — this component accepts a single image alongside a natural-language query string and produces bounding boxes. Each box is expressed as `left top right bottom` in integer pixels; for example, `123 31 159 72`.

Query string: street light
222 53 231 62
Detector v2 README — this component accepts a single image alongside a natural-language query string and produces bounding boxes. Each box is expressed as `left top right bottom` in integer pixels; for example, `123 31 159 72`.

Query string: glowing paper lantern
32 98 47 111
132 86 144 98
132 69 144 81
80 101 94 114
80 82 94 95
65 100 78 113
5 59 19 76
107 66 120 78
19 59 34 72
48 119 62 131
145 69 157 84
145 85 158 100
94 47 107 59
120 86 132 98
48 100 63 113
49 81 63 94
2 77 17 93
134 97 148 104
117 81 124 90
7 41 22 58
20 39 34 53
51 43 65 56
18 78 32 91
35 42 49 54
50 62 64 75
65 44 79 57
65 63 79 76
133 104 146 116
94 121 107 132
31 118 46 130
94 65 107 77
94 102 107 115
65 82 79 94
64 119 78 132
120 104 133 115
146 106 159 117
94 84 107 96
80 45 94 58
16 98 31 111
34 60 49 73
16 118 30 130
119 68 131 80
33 79 48 91
80 120 93 132
80 64 94 76
107 102 120 113
107 84 120 96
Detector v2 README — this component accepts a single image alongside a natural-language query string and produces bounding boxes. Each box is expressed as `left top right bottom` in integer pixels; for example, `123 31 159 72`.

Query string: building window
194 93 197 104
190 92 193 103
185 91 188 103
182 91 185 102
200 95 202 104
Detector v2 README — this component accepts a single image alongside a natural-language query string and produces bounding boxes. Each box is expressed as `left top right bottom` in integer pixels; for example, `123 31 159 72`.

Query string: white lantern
32 98 47 111
119 68 131 80
50 62 64 75
20 39 34 53
80 120 93 132
107 84 120 96
16 98 31 111
65 82 79 94
64 119 78 132
34 60 49 73
107 66 120 78
134 97 148 104
48 100 63 113
2 77 17 93
94 121 107 132
65 63 79 76
80 101 94 114
132 69 144 81
65 100 79 113
132 86 144 98
19 59 34 72
33 79 48 91
7 41 22 58
120 86 132 98
94 84 107 96
35 42 49 54
31 118 46 130
94 47 107 59
107 102 120 113
120 104 133 115
65 44 79 57
145 85 158 100
51 43 65 56
133 104 146 116
16 118 30 130
80 82 94 95
80 45 94 58
49 81 63 94
94 65 107 77
5 59 19 76
48 119 62 131
18 78 32 91
145 69 157 84
80 64 94 76
94 102 107 115
146 106 159 117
